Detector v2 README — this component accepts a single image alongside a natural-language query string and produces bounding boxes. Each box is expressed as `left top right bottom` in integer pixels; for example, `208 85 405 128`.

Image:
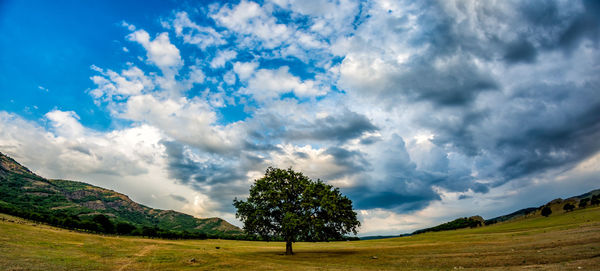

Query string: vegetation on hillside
412 216 483 235
0 152 242 239
413 188 600 234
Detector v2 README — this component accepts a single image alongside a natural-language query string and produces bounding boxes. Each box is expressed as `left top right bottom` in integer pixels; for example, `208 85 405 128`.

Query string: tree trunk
285 240 294 255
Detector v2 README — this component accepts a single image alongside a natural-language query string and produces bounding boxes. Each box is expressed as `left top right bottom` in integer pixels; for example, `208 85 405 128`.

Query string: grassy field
1 207 599 270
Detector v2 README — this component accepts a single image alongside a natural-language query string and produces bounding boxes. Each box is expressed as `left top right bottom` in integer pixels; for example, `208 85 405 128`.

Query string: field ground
1 207 599 270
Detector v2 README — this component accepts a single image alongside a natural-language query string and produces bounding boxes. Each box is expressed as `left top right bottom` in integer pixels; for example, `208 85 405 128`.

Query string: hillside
411 188 600 235
1 205 599 270
0 152 241 236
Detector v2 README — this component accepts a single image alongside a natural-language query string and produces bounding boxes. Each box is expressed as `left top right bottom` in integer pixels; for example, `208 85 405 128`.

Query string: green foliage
591 195 600 206
541 206 552 217
92 214 115 233
0 152 243 240
233 167 360 254
413 217 483 235
579 198 589 208
563 203 575 212
115 222 136 235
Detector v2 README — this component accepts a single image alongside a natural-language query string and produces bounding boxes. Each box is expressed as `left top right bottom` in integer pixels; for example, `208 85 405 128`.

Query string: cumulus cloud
210 50 237 69
127 28 183 76
237 65 329 101
164 11 225 49
211 0 292 49
89 65 152 103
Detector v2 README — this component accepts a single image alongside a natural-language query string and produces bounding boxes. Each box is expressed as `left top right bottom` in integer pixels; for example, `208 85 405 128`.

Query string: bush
541 206 552 217
578 198 589 208
116 222 136 235
563 203 575 212
92 214 115 234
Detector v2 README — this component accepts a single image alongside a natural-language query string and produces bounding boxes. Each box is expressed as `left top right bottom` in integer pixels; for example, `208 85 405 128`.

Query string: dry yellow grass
1 206 599 270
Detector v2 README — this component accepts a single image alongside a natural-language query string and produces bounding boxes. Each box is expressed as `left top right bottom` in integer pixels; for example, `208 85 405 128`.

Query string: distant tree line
412 217 482 235
0 202 253 240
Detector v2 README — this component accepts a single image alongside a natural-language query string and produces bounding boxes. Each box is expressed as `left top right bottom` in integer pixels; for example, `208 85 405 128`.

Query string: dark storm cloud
429 109 489 157
347 187 440 211
342 135 474 211
248 108 377 143
392 61 497 106
503 39 538 63
359 136 380 145
323 146 370 180
169 194 189 203
302 111 377 141
162 140 268 212
516 0 600 55
162 140 262 187
293 151 309 159
362 0 600 197
557 0 600 51
458 194 471 200
497 100 600 180
282 110 378 142
425 80 600 189
162 140 201 185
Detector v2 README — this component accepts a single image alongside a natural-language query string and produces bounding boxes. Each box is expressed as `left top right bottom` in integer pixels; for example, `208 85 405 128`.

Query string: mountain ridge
0 151 242 236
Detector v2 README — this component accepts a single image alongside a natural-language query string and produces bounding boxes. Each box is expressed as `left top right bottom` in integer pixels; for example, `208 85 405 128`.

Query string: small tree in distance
233 167 360 255
563 203 575 212
541 206 552 217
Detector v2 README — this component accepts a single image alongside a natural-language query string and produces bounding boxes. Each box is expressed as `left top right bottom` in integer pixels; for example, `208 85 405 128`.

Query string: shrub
541 206 552 217
563 203 575 212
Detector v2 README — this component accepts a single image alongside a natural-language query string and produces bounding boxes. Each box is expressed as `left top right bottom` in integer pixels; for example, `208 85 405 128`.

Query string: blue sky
1 0 599 236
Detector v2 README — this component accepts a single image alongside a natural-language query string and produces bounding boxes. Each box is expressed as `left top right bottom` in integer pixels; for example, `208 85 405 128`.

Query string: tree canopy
233 167 360 255
541 206 552 217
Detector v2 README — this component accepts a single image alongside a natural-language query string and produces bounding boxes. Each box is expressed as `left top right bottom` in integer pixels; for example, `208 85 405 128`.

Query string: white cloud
88 65 155 116
212 0 292 49
238 65 328 101
166 11 225 49
223 70 236 85
45 110 85 138
210 50 237 69
269 0 359 37
121 21 136 31
120 94 243 153
232 61 258 80
186 65 205 85
127 29 183 76
268 144 357 187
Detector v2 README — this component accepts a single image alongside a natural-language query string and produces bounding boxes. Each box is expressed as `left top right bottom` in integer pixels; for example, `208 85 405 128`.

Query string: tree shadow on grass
247 249 361 257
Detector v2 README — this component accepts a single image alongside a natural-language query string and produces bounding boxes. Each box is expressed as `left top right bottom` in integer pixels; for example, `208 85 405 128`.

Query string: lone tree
233 167 360 255
541 206 552 217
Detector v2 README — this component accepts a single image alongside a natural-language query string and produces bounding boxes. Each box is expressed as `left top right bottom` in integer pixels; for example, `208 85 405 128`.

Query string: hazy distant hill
485 188 600 225
0 152 241 236
411 188 600 235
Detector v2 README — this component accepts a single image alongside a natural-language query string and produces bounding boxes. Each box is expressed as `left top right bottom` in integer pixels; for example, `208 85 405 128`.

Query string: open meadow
1 206 599 270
